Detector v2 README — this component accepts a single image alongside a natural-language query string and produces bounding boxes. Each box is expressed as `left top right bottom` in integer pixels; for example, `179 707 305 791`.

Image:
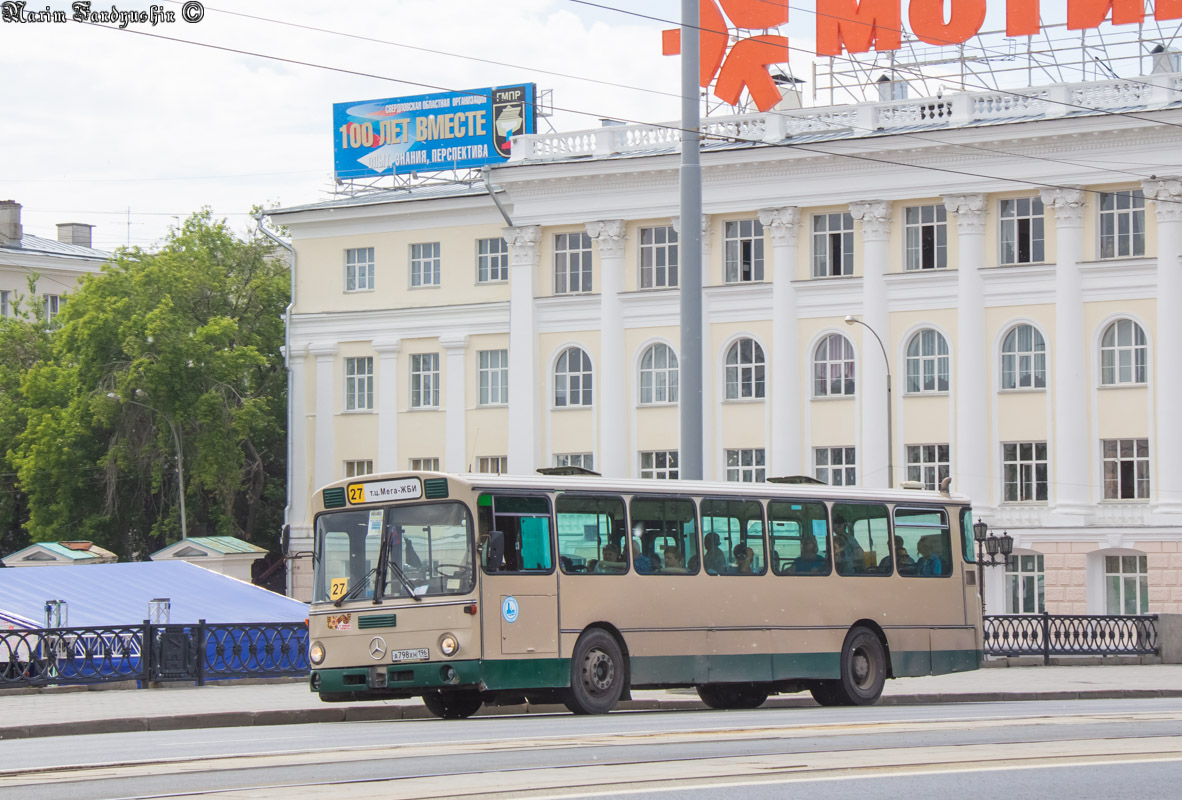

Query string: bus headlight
309 641 326 665
439 633 460 657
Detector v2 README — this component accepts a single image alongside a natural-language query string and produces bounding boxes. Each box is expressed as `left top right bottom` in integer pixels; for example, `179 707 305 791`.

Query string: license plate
390 648 429 662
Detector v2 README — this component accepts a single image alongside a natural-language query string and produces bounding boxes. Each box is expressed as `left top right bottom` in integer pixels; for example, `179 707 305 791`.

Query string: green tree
11 210 290 559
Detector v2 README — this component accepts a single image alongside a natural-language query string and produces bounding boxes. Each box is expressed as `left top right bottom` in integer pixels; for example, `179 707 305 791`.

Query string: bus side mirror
485 530 505 571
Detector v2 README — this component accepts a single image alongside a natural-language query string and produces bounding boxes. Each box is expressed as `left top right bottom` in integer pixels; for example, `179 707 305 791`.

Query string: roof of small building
151 536 269 558
0 233 110 262
2 541 118 564
0 561 306 627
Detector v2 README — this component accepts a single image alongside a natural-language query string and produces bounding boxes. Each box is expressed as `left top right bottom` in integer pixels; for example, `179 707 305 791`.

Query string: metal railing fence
984 613 1159 663
0 620 308 689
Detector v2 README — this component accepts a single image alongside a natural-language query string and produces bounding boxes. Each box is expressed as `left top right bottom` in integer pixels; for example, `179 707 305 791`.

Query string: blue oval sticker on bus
502 596 519 623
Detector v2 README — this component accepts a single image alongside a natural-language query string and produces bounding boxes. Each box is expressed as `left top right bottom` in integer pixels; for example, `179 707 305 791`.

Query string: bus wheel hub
584 649 614 692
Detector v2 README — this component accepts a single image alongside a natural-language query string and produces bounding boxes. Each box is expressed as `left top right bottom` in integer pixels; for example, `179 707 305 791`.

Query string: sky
0 1 1170 250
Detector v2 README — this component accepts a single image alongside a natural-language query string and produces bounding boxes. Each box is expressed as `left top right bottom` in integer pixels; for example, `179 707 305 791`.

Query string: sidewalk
3 664 1181 740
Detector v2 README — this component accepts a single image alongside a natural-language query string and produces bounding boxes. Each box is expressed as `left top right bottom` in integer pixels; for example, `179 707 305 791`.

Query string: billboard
333 84 536 180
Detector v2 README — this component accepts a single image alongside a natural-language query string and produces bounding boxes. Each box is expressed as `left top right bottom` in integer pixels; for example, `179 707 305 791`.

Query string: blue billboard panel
333 84 536 180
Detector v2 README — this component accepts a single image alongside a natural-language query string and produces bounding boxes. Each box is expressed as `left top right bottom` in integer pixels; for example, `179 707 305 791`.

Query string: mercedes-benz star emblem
368 637 387 659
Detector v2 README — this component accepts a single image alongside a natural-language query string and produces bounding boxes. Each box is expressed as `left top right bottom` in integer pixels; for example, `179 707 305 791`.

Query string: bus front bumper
312 660 483 697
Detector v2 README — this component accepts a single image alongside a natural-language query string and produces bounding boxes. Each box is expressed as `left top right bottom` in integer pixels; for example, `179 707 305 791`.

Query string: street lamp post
972 519 1013 614
844 315 893 488
106 390 187 539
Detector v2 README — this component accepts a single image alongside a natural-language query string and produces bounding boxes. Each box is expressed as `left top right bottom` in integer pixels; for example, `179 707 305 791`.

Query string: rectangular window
478 494 553 573
1099 189 1145 259
478 349 508 405
477 456 508 474
906 444 950 491
1103 438 1150 500
812 212 855 277
410 353 440 408
409 457 440 471
630 496 698 575
725 448 766 483
1105 554 1149 615
410 242 441 287
554 232 593 294
640 450 679 479
477 237 508 282
0 289 8 318
343 459 373 478
815 446 856 486
832 503 890 576
555 453 594 471
904 204 947 270
893 507 952 577
1006 553 1046 613
43 294 65 323
768 501 831 576
724 219 764 283
999 197 1045 264
701 498 766 575
639 226 679 288
556 494 628 574
1002 442 1048 502
345 247 375 291
344 356 374 411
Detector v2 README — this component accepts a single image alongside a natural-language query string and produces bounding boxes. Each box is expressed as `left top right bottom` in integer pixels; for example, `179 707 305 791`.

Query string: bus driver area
306 472 981 719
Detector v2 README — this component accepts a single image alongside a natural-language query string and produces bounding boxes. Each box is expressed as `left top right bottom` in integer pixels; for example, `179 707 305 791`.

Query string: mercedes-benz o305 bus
306 471 982 718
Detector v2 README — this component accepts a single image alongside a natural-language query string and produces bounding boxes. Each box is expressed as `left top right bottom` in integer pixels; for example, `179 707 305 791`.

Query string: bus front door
478 494 559 672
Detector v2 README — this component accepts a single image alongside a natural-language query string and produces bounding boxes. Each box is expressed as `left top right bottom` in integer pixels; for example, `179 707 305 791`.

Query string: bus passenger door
477 494 559 663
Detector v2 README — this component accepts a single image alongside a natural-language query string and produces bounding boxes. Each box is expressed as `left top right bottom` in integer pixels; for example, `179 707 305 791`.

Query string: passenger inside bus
792 533 828 574
916 535 946 576
662 545 687 573
598 542 626 573
877 535 916 575
632 536 653 574
702 533 727 575
833 523 867 574
732 544 755 574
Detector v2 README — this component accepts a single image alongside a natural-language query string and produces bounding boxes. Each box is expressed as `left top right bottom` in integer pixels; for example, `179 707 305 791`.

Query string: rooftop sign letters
664 0 1182 112
333 84 536 180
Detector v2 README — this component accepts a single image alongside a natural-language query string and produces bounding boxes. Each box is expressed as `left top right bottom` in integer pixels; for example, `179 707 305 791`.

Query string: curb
4 688 1182 740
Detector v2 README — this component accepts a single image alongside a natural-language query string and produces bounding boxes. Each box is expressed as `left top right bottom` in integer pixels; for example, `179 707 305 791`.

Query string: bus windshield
313 501 475 603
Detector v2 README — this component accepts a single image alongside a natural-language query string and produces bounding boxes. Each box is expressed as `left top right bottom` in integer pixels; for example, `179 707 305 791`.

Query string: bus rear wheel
827 626 887 706
422 689 484 719
697 683 769 710
563 629 625 715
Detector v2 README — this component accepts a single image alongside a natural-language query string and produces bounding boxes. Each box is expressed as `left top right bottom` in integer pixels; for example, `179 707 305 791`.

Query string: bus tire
563 629 625 715
808 681 844 706
422 689 484 719
834 626 887 705
697 683 769 710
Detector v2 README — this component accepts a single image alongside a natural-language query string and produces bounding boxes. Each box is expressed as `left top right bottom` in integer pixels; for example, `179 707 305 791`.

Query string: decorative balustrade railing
0 620 308 689
984 613 1158 664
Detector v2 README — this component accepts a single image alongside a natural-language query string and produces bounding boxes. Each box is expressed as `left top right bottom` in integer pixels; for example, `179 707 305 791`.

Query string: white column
759 206 802 476
373 338 401 474
505 225 541 475
850 200 892 488
287 345 310 529
309 342 338 493
1040 186 1089 515
1143 177 1182 513
440 334 469 472
944 193 989 506
586 219 628 478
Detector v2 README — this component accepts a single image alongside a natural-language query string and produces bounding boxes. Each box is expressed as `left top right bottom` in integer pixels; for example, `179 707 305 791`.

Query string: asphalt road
2 698 1180 799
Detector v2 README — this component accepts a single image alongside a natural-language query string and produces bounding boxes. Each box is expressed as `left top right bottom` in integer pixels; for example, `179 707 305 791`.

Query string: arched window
554 347 593 407
1100 319 1147 385
813 333 855 397
1001 324 1046 390
905 329 949 393
724 338 765 399
639 343 679 404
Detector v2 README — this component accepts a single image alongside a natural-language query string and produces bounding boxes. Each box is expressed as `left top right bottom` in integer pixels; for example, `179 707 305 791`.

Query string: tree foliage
9 210 289 559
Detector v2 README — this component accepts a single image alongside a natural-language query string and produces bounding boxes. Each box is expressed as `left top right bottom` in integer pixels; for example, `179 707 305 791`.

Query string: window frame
892 506 952 579
1100 319 1148 386
1104 553 1149 615
479 493 556 575
905 329 949 394
344 247 375 292
999 196 1045 265
700 496 767 576
905 443 950 491
554 346 593 408
723 219 765 283
724 337 766 400
639 342 679 405
1005 551 1046 614
813 333 856 398
1000 324 1047 391
478 348 509 406
409 352 441 409
477 456 508 474
476 237 509 283
410 241 441 288
1102 438 1150 501
1002 441 1049 503
555 453 594 471
768 499 832 577
816 446 857 487
811 212 855 277
629 494 700 576
343 459 373 479
724 448 766 483
639 225 679 289
1098 189 1145 259
903 204 948 271
344 356 374 412
409 457 440 471
639 450 679 479
553 232 593 295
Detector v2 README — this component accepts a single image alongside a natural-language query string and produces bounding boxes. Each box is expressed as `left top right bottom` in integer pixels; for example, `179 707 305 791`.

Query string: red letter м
816 0 903 56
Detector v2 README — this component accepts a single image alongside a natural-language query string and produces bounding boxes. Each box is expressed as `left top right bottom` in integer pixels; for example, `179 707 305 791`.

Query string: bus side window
700 498 766 575
832 503 890 576
894 507 952 578
478 493 554 574
630 496 698 575
555 494 628 575
768 501 830 576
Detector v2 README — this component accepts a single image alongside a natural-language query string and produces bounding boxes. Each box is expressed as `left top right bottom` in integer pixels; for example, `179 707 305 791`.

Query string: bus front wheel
422 689 484 719
831 626 887 706
564 629 625 715
697 683 769 710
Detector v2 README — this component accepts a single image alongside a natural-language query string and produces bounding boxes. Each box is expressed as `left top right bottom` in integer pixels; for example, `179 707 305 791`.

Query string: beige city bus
306 470 981 718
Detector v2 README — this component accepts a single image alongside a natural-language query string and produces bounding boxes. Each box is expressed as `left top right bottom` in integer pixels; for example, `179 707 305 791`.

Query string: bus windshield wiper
333 567 378 607
387 559 423 602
